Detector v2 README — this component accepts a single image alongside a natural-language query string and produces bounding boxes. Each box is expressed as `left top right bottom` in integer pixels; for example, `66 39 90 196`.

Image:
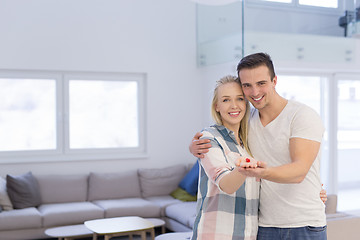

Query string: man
190 52 327 240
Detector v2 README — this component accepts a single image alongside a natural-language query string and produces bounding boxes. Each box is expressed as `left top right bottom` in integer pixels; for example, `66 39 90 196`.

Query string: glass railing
196 0 360 66
196 1 244 66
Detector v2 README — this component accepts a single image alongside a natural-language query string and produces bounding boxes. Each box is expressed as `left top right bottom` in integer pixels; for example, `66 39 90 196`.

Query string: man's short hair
237 52 276 80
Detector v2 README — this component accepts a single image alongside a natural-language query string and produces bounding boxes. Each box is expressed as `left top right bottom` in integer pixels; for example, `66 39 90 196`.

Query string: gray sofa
0 164 197 240
2 163 357 240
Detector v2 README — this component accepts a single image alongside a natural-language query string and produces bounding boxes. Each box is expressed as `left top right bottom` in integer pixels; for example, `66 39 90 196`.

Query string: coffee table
84 216 155 240
155 231 192 240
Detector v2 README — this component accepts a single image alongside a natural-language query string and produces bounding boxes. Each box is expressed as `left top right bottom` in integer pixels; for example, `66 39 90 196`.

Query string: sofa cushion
165 201 197 229
0 207 42 231
36 174 88 204
88 170 141 201
170 188 197 202
164 217 193 232
145 195 182 217
138 164 187 198
38 202 104 227
0 177 13 211
178 162 199 196
6 172 41 209
145 195 182 208
92 198 161 218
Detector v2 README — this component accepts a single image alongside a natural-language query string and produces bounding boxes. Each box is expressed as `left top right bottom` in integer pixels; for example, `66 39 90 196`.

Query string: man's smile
252 96 264 102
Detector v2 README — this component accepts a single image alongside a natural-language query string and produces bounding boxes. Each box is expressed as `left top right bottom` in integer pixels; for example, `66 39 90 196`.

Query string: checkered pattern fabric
192 125 259 240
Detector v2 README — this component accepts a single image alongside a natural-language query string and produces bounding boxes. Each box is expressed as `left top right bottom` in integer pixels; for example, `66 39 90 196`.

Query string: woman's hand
236 157 267 181
320 184 327 204
235 156 258 168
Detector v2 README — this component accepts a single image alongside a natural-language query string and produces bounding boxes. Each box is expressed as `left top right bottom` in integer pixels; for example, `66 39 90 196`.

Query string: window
276 74 330 190
248 0 340 10
261 0 291 3
336 75 360 211
276 73 360 212
0 77 57 151
68 78 139 150
0 71 146 162
299 0 338 8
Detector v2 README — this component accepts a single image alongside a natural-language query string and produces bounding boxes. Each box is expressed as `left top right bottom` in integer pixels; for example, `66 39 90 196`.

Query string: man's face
238 65 277 111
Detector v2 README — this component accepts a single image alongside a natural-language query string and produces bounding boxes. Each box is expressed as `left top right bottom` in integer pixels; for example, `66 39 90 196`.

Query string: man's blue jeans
257 226 327 240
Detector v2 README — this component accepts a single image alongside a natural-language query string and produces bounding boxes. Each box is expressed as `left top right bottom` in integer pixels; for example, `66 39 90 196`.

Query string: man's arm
189 132 211 158
238 137 321 183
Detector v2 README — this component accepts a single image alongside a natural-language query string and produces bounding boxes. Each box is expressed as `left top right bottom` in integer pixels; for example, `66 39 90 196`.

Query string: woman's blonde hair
211 75 252 154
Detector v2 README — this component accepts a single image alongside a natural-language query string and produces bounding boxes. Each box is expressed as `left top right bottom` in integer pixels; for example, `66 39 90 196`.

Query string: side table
146 218 166 234
45 224 93 240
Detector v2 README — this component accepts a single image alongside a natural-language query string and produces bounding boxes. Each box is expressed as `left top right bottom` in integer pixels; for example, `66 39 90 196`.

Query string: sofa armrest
327 214 360 240
325 194 337 214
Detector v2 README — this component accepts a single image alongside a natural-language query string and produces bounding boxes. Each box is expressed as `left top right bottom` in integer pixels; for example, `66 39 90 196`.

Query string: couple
189 53 327 240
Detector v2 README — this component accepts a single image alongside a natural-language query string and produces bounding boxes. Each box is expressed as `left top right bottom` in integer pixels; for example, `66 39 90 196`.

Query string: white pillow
138 164 187 198
88 170 141 201
0 176 13 211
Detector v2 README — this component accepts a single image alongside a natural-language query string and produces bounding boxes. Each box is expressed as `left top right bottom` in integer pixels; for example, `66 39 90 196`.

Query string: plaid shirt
192 125 259 240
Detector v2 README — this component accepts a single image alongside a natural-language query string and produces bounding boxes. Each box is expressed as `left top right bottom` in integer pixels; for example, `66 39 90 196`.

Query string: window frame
0 70 147 163
334 73 360 191
246 0 342 15
275 70 360 210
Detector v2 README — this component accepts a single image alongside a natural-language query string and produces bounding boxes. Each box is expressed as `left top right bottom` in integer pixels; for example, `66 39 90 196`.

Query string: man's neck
258 95 288 127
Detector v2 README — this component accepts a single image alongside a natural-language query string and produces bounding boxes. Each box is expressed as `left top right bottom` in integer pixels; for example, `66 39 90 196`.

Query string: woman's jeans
257 226 327 240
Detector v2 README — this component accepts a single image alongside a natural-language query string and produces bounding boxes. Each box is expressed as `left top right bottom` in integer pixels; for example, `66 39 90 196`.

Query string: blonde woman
192 75 262 240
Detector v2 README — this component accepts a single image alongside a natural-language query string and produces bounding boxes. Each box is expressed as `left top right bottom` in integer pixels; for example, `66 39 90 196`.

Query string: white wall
0 0 205 176
1 0 359 177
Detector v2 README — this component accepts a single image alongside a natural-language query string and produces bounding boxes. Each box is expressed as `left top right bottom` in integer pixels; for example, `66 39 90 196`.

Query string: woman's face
215 82 246 131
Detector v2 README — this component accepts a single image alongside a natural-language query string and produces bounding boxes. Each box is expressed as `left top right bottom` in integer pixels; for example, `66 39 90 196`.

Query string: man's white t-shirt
248 100 326 228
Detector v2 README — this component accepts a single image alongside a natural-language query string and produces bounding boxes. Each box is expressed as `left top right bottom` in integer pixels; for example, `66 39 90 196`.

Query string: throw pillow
0 176 13 210
179 162 199 196
138 164 187 198
170 187 197 202
36 174 88 204
88 171 141 201
6 172 41 209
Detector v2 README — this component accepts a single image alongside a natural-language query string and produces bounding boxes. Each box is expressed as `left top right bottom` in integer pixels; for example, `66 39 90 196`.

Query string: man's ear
272 76 277 88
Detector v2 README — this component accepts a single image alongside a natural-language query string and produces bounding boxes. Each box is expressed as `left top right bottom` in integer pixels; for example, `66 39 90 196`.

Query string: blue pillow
179 162 199 196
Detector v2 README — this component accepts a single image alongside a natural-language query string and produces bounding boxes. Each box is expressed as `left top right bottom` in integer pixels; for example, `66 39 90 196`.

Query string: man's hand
189 132 211 158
